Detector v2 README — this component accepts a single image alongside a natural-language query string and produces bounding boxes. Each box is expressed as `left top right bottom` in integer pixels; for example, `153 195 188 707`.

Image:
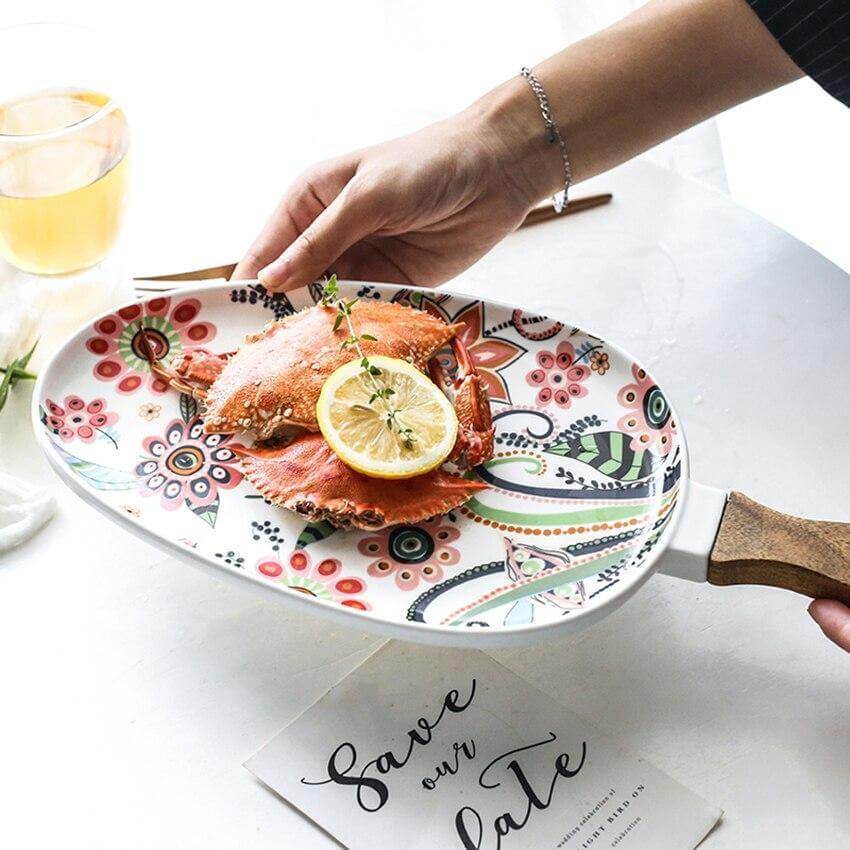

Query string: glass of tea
0 23 130 276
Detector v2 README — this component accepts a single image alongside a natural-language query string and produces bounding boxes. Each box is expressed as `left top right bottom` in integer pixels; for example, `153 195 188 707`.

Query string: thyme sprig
321 276 416 449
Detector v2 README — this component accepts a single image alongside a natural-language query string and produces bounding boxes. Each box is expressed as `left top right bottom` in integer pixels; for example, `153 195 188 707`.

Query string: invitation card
246 643 721 849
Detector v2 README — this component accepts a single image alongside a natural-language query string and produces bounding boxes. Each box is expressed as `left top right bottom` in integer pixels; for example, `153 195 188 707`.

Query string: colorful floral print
135 416 242 511
526 341 590 409
411 300 523 404
86 297 216 395
138 402 161 421
617 363 677 456
448 302 524 404
510 309 564 341
357 517 461 591
39 281 685 635
256 550 370 611
589 351 610 375
44 395 118 445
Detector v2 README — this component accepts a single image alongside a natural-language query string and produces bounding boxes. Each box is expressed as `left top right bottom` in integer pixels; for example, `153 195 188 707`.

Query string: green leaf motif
296 519 336 549
545 442 578 457
544 430 656 482
54 445 136 491
188 495 219 527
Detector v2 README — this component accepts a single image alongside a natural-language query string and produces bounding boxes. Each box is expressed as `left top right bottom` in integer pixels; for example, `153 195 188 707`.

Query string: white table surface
2 158 849 849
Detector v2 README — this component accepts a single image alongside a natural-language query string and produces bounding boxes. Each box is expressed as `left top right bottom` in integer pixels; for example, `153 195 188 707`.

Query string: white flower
138 402 161 421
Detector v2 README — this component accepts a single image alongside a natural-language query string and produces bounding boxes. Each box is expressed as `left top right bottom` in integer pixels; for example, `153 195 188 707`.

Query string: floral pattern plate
34 281 686 647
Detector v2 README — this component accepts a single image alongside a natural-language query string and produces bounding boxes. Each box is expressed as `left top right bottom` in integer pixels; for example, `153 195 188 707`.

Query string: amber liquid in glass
0 89 129 275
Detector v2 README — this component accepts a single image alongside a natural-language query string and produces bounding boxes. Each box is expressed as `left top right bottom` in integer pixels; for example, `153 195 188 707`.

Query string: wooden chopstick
133 192 612 290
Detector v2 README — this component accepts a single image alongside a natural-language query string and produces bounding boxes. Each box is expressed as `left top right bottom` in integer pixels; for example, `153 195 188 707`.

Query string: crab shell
173 301 461 441
238 433 488 530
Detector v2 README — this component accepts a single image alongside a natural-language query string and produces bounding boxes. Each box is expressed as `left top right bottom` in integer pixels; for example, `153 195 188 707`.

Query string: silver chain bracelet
520 66 572 213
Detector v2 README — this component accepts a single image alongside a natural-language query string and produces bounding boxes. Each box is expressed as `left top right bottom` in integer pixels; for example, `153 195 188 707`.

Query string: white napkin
0 473 56 554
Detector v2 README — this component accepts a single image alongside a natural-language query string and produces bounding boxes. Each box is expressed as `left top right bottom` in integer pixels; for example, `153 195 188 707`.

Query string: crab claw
173 348 230 387
452 371 494 468
136 331 212 402
431 336 495 469
236 433 488 530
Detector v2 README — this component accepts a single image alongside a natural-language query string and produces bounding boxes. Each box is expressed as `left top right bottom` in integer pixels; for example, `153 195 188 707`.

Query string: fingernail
261 251 295 287
258 262 285 290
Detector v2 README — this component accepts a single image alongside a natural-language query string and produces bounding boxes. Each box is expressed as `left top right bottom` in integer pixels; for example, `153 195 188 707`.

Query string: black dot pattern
215 550 245 568
230 284 295 320
251 519 283 552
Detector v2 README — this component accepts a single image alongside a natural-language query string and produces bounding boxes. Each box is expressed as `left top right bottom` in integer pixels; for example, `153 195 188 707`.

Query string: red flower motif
44 395 118 444
86 297 216 395
357 517 460 592
419 300 524 405
256 551 370 611
135 416 242 510
525 341 590 409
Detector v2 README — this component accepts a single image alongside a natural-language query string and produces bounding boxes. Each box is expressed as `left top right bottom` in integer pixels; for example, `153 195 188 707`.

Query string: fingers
231 158 357 283
331 240 415 285
231 197 305 282
258 181 381 292
808 599 850 652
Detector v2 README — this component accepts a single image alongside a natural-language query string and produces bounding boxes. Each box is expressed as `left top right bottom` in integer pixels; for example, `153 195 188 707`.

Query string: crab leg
139 330 234 402
430 336 494 469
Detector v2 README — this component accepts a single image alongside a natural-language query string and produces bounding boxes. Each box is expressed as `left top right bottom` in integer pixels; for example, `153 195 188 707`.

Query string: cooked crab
237 433 488 530
144 298 494 529
170 301 455 433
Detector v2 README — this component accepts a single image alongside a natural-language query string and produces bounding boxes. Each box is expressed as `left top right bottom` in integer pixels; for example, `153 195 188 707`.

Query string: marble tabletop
1 158 848 849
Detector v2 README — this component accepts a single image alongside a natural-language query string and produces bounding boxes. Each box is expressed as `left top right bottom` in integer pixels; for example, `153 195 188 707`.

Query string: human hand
232 82 561 290
809 599 850 652
233 0 801 291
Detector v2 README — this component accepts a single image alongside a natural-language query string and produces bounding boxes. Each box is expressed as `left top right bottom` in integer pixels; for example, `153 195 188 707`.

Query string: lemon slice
316 355 458 479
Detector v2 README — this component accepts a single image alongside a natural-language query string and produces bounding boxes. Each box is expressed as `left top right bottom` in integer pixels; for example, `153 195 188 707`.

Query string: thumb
258 181 377 292
809 599 850 652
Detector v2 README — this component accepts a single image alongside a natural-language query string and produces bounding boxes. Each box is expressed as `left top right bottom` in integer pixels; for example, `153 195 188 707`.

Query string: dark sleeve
746 0 850 106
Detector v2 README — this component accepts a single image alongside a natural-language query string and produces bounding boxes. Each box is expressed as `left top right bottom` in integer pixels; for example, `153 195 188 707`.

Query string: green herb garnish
321 276 416 450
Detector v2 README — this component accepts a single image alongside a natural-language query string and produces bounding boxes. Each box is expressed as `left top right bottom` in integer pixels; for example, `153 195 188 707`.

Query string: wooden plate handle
708 491 850 604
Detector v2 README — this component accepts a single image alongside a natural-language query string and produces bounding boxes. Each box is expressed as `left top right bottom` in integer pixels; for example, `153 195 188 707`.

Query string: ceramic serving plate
34 279 691 647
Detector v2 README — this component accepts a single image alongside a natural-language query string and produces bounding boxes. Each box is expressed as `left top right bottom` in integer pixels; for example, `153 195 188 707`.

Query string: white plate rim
32 279 690 648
